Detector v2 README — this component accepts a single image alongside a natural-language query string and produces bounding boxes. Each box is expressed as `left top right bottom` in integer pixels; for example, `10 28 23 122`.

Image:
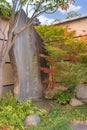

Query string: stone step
71 123 87 130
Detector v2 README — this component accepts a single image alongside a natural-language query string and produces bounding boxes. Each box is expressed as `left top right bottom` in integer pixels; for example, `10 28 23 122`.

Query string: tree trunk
0 65 3 98
9 46 19 98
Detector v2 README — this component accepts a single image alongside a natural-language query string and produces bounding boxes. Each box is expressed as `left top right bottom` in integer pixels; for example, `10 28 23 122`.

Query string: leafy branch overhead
0 0 75 17
0 0 11 16
0 0 75 65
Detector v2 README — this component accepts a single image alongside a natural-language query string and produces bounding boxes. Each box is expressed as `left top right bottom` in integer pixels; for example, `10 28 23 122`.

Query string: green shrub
36 26 87 90
54 86 74 104
0 93 47 130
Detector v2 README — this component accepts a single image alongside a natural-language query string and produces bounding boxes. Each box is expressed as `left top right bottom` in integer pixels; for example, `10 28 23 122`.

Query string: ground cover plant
0 93 46 130
54 85 75 104
0 93 87 130
29 105 87 130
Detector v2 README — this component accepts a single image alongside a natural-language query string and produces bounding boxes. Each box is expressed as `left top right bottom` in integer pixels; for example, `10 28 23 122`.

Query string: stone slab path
71 123 87 130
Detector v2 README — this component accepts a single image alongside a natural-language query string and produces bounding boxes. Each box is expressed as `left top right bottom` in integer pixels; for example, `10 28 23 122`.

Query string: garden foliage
29 105 87 130
0 93 46 130
0 0 11 16
36 26 87 101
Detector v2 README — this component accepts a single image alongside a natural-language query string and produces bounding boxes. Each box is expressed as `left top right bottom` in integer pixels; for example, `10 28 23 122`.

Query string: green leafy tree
0 0 11 16
36 26 87 89
0 0 75 98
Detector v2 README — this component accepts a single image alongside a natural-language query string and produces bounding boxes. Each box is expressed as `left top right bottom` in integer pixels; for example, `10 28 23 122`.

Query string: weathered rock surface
24 114 41 126
70 98 84 106
9 10 42 101
75 84 87 103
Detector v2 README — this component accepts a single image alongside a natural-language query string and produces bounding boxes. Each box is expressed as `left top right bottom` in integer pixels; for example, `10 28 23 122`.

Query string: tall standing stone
9 10 42 100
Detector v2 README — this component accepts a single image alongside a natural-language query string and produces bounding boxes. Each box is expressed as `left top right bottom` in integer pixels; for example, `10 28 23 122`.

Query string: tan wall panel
2 63 14 85
62 18 87 36
0 40 10 62
54 17 87 37
0 17 9 39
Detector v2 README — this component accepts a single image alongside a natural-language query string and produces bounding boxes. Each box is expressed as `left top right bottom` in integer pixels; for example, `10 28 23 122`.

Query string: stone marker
9 10 42 100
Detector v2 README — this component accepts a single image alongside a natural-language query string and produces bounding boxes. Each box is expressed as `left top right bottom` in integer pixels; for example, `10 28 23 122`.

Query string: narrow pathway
32 98 60 112
32 98 87 130
71 123 87 130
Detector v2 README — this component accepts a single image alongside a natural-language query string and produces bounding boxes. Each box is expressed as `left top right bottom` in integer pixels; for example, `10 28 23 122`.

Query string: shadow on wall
3 85 14 96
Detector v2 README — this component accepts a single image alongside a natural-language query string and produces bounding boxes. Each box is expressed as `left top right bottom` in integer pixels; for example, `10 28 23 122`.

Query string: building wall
54 17 87 37
0 16 14 85
0 16 9 39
